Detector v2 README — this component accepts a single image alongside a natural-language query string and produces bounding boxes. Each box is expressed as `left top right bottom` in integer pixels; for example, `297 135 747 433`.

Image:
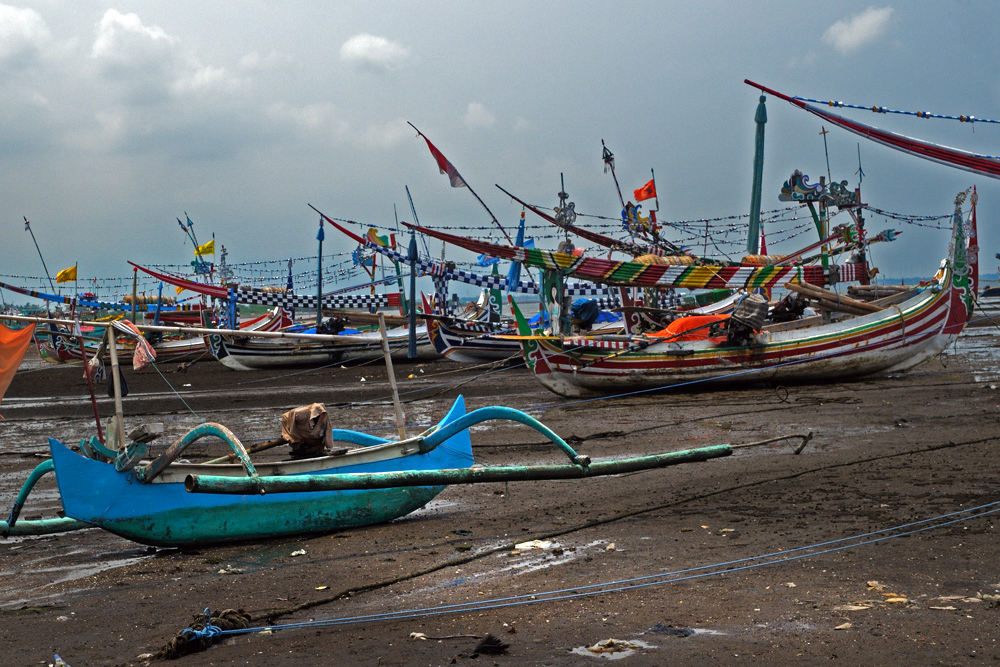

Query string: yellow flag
56 265 78 283
195 239 215 256
175 286 186 295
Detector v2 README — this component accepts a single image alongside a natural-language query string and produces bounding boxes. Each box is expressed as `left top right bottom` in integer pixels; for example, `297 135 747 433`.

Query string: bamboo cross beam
0 314 387 343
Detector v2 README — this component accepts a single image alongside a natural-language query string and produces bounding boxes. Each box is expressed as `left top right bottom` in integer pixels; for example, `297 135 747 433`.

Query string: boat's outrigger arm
137 423 257 483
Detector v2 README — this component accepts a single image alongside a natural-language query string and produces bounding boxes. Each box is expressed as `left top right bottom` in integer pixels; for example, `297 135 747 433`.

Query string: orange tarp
1 323 35 407
650 314 730 342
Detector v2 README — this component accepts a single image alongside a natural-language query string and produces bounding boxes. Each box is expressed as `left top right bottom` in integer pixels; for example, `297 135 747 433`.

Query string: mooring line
178 432 996 634
191 499 1000 638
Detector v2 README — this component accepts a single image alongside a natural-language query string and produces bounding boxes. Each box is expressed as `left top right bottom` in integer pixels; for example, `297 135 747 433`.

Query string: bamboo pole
106 327 125 450
186 445 734 495
378 312 407 440
0 314 393 342
787 281 882 313
785 284 871 317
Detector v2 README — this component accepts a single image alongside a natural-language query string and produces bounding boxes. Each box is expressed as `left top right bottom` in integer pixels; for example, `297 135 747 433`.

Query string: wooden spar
202 437 287 465
0 314 387 342
130 269 138 323
185 444 733 495
378 312 407 440
106 327 125 450
785 282 882 315
76 319 105 444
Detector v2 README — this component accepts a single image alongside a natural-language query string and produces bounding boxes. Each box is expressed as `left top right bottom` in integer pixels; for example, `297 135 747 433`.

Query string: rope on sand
160 498 1000 656
156 608 251 659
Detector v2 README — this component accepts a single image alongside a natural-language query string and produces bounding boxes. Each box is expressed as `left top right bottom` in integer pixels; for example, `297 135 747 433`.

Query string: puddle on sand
404 498 459 517
413 538 611 595
0 540 154 610
954 329 1000 382
570 639 657 660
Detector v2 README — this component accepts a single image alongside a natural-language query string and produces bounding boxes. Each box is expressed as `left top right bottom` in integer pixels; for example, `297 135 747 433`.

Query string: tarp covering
281 403 334 458
651 314 730 341
0 323 35 407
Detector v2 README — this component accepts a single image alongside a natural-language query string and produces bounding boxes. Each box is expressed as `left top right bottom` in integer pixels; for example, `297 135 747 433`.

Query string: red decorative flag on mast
634 179 656 202
418 134 467 188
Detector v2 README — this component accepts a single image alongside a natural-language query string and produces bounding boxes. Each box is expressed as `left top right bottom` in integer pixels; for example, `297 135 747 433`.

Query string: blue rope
793 95 1000 125
200 499 1000 637
181 608 223 641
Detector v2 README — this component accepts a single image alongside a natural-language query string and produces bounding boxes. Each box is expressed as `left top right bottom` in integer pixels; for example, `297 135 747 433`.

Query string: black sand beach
2 332 999 665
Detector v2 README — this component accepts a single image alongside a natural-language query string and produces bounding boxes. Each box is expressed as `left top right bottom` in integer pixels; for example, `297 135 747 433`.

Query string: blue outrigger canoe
3 395 740 548
43 397 476 547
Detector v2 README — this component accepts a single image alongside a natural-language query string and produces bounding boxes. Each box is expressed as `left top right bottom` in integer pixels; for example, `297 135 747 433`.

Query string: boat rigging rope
150 361 202 421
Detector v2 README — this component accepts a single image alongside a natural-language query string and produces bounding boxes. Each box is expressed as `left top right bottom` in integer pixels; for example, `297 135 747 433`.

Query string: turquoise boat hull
49 397 474 547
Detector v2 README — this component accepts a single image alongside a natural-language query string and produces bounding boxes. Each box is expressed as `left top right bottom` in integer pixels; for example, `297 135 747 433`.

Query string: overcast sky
3 1 999 302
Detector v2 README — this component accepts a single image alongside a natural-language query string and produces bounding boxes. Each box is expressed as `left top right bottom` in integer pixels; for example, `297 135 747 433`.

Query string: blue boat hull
49 398 475 547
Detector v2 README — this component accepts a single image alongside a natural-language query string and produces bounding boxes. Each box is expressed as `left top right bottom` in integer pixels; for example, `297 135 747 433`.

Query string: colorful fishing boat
500 189 977 397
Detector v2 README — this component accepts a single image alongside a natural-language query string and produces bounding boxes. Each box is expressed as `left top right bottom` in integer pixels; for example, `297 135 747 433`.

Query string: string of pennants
235 290 403 310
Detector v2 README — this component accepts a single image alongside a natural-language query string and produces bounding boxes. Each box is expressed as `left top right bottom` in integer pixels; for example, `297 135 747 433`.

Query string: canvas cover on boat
651 314 730 341
0 322 35 407
281 403 335 457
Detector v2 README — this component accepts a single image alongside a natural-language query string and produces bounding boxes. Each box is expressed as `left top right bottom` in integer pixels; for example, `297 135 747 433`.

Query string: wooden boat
500 190 977 397
404 180 977 397
2 393 743 546
35 307 292 365
207 322 432 370
36 397 474 547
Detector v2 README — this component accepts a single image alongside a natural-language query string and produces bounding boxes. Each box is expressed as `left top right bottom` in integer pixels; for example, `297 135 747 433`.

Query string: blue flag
477 254 500 267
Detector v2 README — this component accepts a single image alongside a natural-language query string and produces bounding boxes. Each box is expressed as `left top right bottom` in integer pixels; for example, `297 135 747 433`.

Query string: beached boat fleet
0 80 990 551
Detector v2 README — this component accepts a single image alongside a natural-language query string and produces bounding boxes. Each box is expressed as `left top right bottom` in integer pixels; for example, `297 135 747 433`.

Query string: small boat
2 394 741 547
39 397 474 547
207 322 432 370
35 307 292 365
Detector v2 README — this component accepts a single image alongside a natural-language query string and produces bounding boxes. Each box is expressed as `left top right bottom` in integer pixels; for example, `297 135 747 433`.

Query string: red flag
421 135 467 188
634 179 656 202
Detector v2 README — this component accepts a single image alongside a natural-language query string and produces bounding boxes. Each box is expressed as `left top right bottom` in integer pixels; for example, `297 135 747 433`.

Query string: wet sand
2 331 1000 665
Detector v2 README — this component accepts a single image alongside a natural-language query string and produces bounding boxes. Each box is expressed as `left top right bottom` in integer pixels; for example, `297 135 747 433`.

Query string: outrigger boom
185 444 733 495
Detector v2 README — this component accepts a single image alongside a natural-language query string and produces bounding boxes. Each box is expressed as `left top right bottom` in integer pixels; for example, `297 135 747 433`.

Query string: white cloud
91 9 177 65
339 34 410 72
267 100 342 131
90 9 240 102
463 102 495 129
823 6 893 54
0 4 51 70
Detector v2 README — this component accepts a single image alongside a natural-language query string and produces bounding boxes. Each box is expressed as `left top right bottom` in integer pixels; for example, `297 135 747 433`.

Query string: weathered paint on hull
214 326 433 370
528 280 964 398
428 319 520 363
49 397 474 546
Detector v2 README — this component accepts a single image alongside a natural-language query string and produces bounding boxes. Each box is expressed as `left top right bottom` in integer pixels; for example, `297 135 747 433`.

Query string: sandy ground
2 332 1000 666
